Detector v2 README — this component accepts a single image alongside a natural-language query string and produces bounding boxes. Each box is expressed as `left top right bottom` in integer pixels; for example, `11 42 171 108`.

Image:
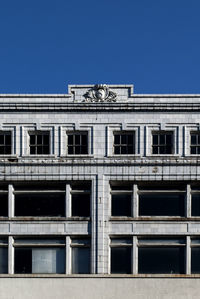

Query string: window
0 238 8 273
138 238 185 274
29 131 50 155
190 132 200 154
67 131 88 155
71 185 91 217
0 131 11 155
191 239 200 273
113 131 135 155
139 191 185 217
14 238 65 274
71 238 90 274
111 185 132 217
15 191 65 217
152 131 173 154
191 190 200 216
0 192 8 217
110 238 132 274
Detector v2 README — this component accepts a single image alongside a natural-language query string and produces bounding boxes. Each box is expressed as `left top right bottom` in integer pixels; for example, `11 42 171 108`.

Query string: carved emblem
83 84 117 102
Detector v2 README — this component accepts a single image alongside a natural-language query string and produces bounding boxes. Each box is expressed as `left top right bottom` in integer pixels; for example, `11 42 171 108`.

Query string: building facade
0 84 200 298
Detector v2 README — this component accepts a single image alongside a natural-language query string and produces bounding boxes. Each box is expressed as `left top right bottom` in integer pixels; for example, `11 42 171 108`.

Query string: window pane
153 135 158 145
192 194 200 216
191 135 197 145
5 146 11 154
30 135 35 145
72 194 90 217
112 194 132 217
43 135 49 145
114 135 120 145
81 146 88 154
166 134 172 144
37 135 42 144
75 135 80 145
114 146 120 155
139 193 184 216
37 146 43 155
68 146 73 154
191 247 200 273
111 247 131 274
191 147 196 154
0 135 4 145
68 135 73 145
166 145 172 154
121 135 127 144
30 146 36 155
0 248 8 273
127 134 133 144
121 146 126 154
15 248 32 273
81 134 87 146
43 146 50 155
152 146 158 154
32 248 65 274
159 146 165 154
138 247 185 274
160 134 165 144
72 247 90 274
0 194 8 216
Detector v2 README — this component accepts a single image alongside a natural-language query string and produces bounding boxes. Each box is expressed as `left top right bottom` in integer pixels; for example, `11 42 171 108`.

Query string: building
0 84 200 298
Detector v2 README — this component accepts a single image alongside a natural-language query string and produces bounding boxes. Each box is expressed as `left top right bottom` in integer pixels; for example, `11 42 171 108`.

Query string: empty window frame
111 188 132 217
139 190 185 217
14 238 65 274
0 131 11 155
191 132 200 154
191 239 200 273
110 238 132 274
152 131 173 154
138 238 185 274
113 131 135 155
0 238 8 273
71 187 91 217
71 238 90 274
14 190 65 217
67 131 88 155
29 131 50 155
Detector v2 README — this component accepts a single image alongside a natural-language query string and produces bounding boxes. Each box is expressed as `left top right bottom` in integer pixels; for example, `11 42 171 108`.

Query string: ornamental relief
83 84 117 102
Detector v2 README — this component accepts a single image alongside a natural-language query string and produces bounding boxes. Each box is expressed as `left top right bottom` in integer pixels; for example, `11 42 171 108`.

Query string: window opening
29 131 50 155
152 131 173 154
113 131 135 155
67 132 88 155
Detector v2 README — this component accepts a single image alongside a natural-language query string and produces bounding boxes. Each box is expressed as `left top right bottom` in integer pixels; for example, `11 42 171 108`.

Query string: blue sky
0 0 200 94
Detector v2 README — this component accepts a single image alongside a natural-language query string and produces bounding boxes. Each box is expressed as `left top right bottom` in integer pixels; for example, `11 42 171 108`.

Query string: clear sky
0 0 200 94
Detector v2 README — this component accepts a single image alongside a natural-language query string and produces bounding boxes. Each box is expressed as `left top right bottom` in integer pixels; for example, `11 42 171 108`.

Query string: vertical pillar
8 184 14 218
186 184 191 217
133 184 138 218
186 236 191 274
66 236 71 274
132 236 138 274
8 236 14 274
65 184 71 217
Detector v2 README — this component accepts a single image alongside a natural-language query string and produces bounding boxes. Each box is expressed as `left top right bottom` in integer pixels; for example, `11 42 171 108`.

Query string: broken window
139 192 185 216
71 238 90 274
190 132 200 154
29 131 50 155
71 187 90 217
113 131 135 155
67 131 88 155
15 191 65 217
0 131 11 155
152 131 173 154
14 238 65 274
138 238 185 274
0 239 8 273
110 238 132 274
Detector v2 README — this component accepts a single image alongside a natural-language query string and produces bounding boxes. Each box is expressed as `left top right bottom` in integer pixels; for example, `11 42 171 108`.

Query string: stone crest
83 84 117 102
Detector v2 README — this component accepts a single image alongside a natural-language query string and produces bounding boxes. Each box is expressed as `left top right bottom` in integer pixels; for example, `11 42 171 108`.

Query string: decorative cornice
83 84 117 102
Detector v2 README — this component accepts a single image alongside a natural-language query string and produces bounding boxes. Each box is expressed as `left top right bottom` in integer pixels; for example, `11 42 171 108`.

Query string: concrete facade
0 84 200 297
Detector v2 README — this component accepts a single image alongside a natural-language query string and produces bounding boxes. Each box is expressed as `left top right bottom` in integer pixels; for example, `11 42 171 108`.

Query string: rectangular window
139 192 185 216
0 131 11 155
29 131 50 155
14 238 65 274
71 187 90 217
67 131 88 155
110 238 132 274
111 190 132 217
113 131 135 155
0 239 8 274
15 191 65 217
152 131 173 154
138 238 185 274
191 133 200 154
191 193 200 216
191 239 200 273
0 191 8 217
71 238 90 274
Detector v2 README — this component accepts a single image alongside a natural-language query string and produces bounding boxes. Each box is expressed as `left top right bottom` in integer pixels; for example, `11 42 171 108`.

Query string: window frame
67 131 89 155
113 131 136 155
152 130 174 155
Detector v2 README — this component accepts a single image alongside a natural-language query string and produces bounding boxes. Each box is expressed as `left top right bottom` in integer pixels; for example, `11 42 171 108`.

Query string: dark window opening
111 247 131 274
0 131 11 155
29 131 50 155
0 194 8 216
111 194 132 217
72 193 90 217
191 247 200 273
114 132 135 155
139 193 184 216
152 131 173 154
15 193 65 217
192 194 200 216
191 133 200 154
138 247 185 274
67 132 88 155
